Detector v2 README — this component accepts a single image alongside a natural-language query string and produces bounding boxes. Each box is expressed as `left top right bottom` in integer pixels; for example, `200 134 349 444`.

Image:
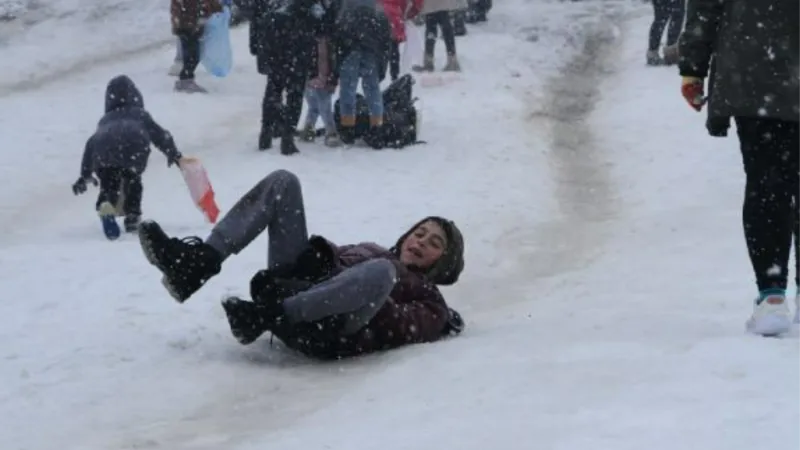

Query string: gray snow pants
205 170 396 335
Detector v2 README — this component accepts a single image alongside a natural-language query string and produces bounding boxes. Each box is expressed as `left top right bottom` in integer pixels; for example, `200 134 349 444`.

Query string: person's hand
308 77 326 89
681 76 705 111
177 156 198 168
72 176 97 195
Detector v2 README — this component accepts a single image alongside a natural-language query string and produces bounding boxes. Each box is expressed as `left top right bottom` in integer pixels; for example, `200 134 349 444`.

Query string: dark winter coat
678 0 799 124
268 217 465 359
79 76 182 179
249 0 335 76
335 1 393 64
171 0 223 33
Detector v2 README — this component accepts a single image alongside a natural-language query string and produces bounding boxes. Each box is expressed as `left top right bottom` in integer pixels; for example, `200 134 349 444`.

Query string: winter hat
392 216 465 286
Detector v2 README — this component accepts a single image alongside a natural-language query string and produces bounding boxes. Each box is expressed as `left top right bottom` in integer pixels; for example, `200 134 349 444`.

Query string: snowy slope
0 0 170 93
0 0 797 449
0 2 632 449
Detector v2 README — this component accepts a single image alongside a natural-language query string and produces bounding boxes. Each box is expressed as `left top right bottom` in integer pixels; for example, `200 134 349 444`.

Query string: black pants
736 117 800 292
424 11 457 57
95 167 143 217
177 29 202 80
388 41 400 81
648 0 685 51
262 65 308 137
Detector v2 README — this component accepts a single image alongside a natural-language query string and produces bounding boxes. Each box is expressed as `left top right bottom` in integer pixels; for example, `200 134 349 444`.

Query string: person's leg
389 40 400 81
95 167 122 212
736 117 798 335
205 169 309 269
647 0 669 64
121 171 143 232
94 167 123 239
280 66 307 155
304 87 320 129
338 51 361 142
360 53 384 127
413 14 437 72
224 259 395 345
665 0 685 47
139 169 309 302
281 259 396 335
661 0 685 64
317 89 341 146
439 12 457 56
260 73 287 150
176 29 206 92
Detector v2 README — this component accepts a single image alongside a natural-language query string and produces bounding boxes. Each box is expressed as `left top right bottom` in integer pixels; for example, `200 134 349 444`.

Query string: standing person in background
381 0 423 82
335 0 392 144
171 0 223 92
679 0 799 336
646 0 684 66
250 0 334 155
412 0 466 73
169 0 233 76
300 35 342 147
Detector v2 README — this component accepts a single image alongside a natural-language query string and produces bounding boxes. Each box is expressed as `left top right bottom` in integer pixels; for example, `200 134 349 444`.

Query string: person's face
399 220 448 269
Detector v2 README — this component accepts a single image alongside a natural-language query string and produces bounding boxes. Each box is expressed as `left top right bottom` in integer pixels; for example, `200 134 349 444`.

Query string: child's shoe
299 125 316 142
98 201 121 240
324 132 342 147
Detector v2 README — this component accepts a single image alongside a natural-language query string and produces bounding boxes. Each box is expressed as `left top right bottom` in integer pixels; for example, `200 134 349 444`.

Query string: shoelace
179 236 204 246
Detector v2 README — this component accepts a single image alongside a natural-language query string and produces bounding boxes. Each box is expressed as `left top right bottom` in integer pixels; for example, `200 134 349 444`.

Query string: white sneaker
168 61 183 77
794 294 799 324
746 293 792 336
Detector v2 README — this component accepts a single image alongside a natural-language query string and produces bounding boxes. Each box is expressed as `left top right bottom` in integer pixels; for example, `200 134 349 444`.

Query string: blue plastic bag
201 6 233 78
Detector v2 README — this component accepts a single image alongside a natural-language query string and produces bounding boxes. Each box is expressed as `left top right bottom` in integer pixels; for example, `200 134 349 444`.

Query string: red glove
681 77 706 111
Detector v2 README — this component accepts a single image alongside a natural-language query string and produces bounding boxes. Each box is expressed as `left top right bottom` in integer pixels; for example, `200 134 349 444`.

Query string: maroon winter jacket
287 241 452 359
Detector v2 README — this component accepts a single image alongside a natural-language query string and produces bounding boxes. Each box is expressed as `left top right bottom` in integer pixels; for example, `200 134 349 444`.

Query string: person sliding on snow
137 169 466 359
72 75 184 240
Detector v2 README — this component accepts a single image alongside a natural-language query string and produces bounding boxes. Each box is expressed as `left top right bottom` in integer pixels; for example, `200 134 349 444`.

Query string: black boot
222 296 288 345
138 220 222 303
258 127 272 151
280 131 300 156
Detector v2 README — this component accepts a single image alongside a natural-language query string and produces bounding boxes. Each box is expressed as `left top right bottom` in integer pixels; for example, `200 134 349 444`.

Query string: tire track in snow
495 3 627 289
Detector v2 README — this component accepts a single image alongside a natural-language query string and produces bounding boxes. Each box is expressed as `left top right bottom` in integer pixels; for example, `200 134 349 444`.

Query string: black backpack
333 74 424 149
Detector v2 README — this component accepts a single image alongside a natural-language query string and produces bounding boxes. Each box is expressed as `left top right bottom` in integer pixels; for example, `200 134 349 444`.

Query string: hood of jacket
391 216 465 286
105 75 144 113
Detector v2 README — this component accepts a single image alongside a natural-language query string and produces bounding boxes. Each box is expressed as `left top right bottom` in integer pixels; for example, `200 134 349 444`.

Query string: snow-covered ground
0 1 797 449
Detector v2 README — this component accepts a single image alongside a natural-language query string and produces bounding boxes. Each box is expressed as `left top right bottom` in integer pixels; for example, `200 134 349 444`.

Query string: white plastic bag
401 22 425 74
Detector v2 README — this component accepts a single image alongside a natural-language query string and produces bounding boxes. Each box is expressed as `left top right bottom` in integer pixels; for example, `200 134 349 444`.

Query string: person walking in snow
412 0 467 72
335 0 393 144
72 75 184 240
250 0 335 155
169 0 234 76
380 0 423 82
645 0 684 66
171 0 223 93
679 0 799 336
136 169 466 359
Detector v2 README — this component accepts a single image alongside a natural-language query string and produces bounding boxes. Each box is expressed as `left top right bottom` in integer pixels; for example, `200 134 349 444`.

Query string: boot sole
222 297 259 345
137 222 186 304
98 202 121 240
747 313 792 337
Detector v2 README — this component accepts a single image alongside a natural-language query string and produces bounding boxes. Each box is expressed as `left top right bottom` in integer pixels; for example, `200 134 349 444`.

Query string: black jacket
249 0 334 76
79 75 181 178
679 0 799 124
